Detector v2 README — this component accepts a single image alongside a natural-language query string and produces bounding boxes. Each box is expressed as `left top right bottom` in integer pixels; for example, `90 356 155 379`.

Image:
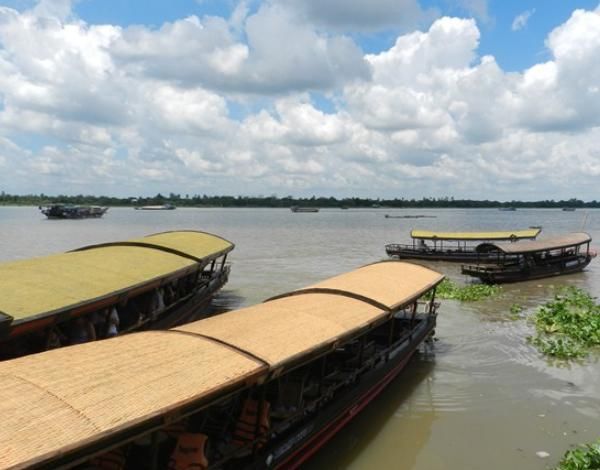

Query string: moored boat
0 261 444 469
134 203 176 210
461 232 595 283
290 206 319 213
39 203 108 219
385 228 541 262
0 230 233 360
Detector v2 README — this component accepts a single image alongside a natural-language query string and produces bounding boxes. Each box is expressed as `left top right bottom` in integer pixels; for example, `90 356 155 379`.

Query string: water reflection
306 355 438 470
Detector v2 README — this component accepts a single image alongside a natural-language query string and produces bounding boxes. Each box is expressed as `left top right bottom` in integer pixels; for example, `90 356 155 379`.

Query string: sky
0 0 599 200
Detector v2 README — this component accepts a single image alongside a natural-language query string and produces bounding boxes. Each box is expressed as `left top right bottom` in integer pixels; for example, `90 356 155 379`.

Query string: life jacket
232 399 271 449
168 433 209 470
89 448 127 470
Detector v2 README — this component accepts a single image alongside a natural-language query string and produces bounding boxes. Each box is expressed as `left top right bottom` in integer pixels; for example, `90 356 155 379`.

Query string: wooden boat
134 203 176 210
562 207 576 212
0 230 233 360
0 261 444 469
498 207 516 211
290 206 319 213
385 228 541 262
39 204 108 219
461 232 595 283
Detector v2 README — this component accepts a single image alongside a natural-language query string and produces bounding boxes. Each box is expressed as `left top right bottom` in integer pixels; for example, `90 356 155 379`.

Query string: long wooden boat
0 261 444 469
0 230 233 360
385 228 541 262
39 204 108 219
461 232 595 283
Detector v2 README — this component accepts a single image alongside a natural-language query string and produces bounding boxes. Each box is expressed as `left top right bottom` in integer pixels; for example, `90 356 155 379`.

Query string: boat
134 203 176 210
290 206 319 213
384 214 436 219
0 261 444 469
461 232 595 283
562 207 576 212
498 207 516 211
39 203 108 219
0 230 233 360
385 228 541 262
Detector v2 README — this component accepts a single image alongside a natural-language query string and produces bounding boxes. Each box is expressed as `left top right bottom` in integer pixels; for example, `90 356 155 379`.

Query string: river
1 206 598 469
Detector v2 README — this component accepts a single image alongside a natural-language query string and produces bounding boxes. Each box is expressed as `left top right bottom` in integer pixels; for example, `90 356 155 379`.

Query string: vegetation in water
528 287 600 359
509 303 524 320
429 279 501 301
555 439 600 470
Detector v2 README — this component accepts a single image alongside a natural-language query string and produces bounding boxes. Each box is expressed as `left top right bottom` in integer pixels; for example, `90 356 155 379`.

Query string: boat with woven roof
461 232 595 283
0 230 233 360
385 228 541 262
0 260 444 469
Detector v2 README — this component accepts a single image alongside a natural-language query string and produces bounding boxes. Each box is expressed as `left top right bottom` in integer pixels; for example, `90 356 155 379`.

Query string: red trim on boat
276 326 431 469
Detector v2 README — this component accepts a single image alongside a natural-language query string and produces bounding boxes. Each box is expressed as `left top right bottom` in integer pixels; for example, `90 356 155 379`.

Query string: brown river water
1 206 598 469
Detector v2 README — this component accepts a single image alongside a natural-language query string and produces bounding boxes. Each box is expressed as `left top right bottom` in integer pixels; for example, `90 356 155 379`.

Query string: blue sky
69 0 600 71
0 1 599 199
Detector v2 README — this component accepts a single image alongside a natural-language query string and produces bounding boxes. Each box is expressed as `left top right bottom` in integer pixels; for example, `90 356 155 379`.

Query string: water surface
1 206 598 469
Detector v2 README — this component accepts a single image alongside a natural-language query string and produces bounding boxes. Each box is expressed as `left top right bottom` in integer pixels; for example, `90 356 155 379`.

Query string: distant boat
499 207 516 211
562 207 576 212
134 204 176 210
384 214 436 219
290 206 319 213
39 204 108 219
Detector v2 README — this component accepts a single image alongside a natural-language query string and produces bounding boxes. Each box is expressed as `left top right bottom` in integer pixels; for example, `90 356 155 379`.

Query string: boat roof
0 261 443 469
476 232 592 254
0 231 233 325
410 228 541 241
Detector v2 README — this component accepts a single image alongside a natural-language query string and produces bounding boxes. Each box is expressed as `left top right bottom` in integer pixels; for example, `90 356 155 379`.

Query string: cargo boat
39 204 108 219
0 261 444 469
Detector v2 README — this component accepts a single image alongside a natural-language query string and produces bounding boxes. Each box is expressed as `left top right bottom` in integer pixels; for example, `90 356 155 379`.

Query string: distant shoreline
1 193 597 209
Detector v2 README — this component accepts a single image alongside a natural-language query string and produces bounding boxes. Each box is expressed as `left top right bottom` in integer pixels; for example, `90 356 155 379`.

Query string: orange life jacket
232 398 271 449
168 433 209 470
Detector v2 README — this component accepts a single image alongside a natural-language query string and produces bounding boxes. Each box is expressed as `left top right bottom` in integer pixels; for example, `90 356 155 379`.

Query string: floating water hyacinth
528 287 600 360
429 278 502 301
554 439 600 470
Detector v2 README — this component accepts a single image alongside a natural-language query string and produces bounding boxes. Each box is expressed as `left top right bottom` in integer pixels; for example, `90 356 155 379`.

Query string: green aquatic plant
510 304 523 314
529 287 600 359
555 439 600 470
430 279 501 301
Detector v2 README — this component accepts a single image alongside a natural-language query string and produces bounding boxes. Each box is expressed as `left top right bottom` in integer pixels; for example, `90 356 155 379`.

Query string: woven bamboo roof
0 261 443 469
176 293 385 367
0 231 233 323
0 331 263 469
410 229 541 241
476 232 592 254
283 261 445 311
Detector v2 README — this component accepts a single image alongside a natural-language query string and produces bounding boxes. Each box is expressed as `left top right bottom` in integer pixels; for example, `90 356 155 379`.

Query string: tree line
0 192 597 208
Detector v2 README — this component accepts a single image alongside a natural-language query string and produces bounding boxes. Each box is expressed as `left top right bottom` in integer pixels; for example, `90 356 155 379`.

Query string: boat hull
268 317 434 469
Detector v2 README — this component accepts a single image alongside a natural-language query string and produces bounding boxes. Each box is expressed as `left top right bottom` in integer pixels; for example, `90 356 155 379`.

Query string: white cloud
0 2 600 200
512 8 535 31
